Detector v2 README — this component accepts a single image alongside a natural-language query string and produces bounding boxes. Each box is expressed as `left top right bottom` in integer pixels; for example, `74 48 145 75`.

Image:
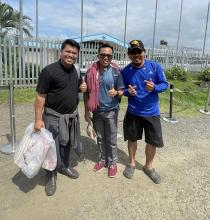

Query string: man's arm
34 93 46 131
153 63 169 93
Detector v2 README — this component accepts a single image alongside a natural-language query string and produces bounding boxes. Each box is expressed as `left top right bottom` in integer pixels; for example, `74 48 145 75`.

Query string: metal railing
1 36 210 88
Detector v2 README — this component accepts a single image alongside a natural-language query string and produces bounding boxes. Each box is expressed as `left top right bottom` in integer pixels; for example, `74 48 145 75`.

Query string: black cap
128 40 145 53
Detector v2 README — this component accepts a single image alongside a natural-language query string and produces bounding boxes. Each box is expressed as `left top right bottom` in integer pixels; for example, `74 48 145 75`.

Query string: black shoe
59 167 80 179
45 172 56 196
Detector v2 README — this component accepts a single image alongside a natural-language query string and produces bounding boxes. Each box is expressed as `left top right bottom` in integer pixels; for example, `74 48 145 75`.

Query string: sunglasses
129 50 143 55
99 54 113 59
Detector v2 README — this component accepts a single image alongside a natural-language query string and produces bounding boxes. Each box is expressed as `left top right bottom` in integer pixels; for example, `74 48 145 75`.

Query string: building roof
72 33 128 48
6 33 128 49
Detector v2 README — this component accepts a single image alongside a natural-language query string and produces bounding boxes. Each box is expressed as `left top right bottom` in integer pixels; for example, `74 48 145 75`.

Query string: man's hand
34 120 45 131
108 85 117 97
84 111 92 123
128 84 137 96
79 80 87 93
144 78 154 91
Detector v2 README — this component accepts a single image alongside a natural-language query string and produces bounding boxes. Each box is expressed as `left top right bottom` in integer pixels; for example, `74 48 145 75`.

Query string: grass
0 88 36 103
0 79 208 117
159 80 208 116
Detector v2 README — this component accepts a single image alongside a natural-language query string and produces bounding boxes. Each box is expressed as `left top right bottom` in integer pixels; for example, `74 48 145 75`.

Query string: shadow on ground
11 135 143 193
12 169 46 193
71 135 143 170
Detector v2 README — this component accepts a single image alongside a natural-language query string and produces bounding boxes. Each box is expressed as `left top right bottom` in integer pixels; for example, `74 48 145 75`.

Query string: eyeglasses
99 54 113 59
129 50 143 55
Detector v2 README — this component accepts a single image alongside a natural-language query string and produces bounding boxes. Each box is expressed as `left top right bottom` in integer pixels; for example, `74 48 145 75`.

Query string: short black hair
61 39 80 51
98 43 114 54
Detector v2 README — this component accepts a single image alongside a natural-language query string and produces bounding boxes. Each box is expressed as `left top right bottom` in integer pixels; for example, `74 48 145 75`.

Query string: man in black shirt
35 39 87 196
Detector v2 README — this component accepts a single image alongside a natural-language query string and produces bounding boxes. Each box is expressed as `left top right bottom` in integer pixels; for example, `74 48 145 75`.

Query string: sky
3 0 210 52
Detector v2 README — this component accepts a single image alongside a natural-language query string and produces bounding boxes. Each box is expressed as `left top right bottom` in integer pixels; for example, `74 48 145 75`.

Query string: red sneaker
93 160 106 172
108 164 117 178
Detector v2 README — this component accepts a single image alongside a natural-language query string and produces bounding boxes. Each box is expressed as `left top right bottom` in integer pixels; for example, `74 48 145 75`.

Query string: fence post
0 83 18 154
199 81 210 114
163 83 179 123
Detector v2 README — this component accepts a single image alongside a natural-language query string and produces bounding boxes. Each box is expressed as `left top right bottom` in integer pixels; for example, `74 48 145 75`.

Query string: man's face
98 47 113 68
128 49 145 67
60 44 79 68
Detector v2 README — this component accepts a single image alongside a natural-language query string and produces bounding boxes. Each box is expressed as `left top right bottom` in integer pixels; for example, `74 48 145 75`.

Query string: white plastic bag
40 127 57 171
14 123 57 178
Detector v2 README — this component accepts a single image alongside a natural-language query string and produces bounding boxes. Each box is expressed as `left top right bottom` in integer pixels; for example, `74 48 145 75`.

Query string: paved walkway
0 103 210 220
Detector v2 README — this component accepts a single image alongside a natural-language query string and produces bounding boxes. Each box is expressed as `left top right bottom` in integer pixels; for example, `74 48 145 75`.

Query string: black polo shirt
36 60 80 114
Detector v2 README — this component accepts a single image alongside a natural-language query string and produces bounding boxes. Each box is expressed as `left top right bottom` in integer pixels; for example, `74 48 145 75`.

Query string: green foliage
0 2 33 37
198 68 210 82
187 72 200 80
160 39 168 46
165 66 187 81
0 3 15 37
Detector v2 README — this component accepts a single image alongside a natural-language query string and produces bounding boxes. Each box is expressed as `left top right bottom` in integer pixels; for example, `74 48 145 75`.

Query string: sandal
143 167 161 184
123 165 135 179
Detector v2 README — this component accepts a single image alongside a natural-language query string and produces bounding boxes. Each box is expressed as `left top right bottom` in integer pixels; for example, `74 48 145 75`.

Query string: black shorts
123 111 164 147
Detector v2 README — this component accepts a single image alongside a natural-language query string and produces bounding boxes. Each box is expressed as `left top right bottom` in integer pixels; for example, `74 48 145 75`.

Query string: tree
0 3 16 37
0 2 33 38
13 11 33 38
160 39 168 47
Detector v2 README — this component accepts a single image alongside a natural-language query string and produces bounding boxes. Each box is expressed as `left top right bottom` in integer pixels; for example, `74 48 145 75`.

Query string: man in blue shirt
121 40 168 184
84 43 124 178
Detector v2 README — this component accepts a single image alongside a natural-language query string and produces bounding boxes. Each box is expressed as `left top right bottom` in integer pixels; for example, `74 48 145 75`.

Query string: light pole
202 1 210 60
123 0 128 47
19 0 23 44
175 0 183 66
19 0 23 84
123 0 128 64
36 0 38 41
199 1 210 115
80 0 83 67
151 0 158 60
35 0 39 79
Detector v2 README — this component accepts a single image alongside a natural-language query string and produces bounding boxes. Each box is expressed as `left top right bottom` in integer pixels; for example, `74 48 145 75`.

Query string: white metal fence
0 36 209 88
